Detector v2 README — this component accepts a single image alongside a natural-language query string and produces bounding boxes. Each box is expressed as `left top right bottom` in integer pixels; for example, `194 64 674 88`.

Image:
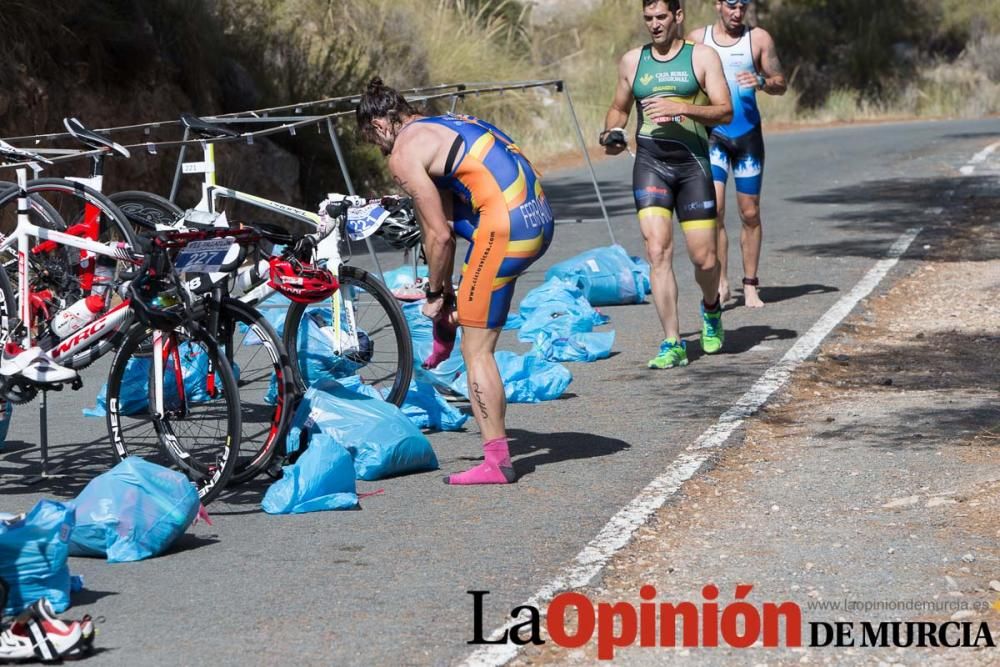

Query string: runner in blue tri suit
688 0 786 308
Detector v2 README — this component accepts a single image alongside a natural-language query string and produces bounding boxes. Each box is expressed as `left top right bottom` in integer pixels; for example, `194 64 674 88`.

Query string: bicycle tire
14 180 139 370
282 264 412 406
215 297 297 484
105 322 240 504
109 190 183 233
0 183 70 299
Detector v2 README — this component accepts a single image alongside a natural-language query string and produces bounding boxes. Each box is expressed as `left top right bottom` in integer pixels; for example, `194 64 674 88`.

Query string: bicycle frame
4 167 136 354
180 143 361 354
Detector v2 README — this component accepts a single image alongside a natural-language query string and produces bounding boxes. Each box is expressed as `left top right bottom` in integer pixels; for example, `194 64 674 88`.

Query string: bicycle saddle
0 140 51 164
179 113 240 139
63 118 130 158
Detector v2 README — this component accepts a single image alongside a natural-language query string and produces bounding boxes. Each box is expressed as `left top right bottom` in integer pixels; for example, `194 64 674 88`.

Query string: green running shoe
648 338 688 369
700 301 724 354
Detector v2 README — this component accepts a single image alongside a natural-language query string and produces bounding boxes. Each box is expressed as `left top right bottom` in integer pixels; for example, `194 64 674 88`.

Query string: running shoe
0 598 88 662
0 344 77 383
700 301 724 354
648 338 688 369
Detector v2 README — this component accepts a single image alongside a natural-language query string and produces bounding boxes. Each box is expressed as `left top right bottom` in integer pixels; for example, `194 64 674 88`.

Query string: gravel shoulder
511 193 1000 663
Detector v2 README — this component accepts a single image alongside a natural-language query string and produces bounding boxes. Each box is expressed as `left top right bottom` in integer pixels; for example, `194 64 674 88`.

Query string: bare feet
718 278 731 304
744 284 765 308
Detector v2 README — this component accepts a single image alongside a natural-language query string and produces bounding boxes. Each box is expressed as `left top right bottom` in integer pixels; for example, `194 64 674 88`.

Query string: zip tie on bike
145 143 157 155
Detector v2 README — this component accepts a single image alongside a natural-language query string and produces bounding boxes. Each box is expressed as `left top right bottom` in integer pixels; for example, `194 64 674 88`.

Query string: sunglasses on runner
721 0 752 7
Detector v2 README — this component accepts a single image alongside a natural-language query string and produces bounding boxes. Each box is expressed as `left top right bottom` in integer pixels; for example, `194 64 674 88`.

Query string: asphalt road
1 118 997 666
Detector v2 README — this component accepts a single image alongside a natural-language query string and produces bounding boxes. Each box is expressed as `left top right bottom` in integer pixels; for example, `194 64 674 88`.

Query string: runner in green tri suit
602 0 733 369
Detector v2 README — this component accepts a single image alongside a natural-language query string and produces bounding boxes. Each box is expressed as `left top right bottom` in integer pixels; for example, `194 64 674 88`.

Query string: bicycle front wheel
105 323 240 503
215 298 296 484
283 265 412 405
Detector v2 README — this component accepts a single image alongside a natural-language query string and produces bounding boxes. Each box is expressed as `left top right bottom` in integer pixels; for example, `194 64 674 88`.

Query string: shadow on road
504 429 630 477
723 326 799 354
0 436 116 500
784 174 999 260
940 132 1000 141
63 587 118 606
544 177 635 222
758 283 839 303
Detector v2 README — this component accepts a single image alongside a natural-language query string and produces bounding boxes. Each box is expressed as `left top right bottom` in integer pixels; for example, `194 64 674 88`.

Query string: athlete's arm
755 29 787 95
602 50 638 155
644 44 732 126
387 138 456 299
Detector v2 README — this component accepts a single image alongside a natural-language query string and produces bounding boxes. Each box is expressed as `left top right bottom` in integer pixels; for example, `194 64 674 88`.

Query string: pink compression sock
445 437 516 485
422 312 458 369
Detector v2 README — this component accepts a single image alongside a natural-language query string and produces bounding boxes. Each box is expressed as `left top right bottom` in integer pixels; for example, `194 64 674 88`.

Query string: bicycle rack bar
25 390 69 484
448 84 466 114
325 117 384 281
168 126 191 204
561 82 616 245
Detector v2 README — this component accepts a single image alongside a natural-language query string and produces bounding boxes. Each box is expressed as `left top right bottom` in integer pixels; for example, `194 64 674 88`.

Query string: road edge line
460 227 923 667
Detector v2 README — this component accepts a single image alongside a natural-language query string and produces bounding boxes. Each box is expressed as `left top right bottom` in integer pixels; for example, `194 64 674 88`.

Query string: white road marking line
460 227 922 667
959 140 1000 175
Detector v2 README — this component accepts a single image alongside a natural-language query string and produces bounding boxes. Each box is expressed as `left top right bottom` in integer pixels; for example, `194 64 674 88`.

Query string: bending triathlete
357 77 554 485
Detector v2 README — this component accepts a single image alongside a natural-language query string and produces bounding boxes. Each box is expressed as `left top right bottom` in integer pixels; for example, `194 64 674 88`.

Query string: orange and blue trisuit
416 113 555 329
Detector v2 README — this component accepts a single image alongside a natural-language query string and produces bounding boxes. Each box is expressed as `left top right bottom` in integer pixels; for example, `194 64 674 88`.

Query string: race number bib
346 204 390 241
173 238 236 273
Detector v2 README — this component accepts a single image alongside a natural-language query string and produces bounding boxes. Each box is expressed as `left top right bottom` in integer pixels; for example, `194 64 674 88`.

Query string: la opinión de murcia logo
468 586 996 660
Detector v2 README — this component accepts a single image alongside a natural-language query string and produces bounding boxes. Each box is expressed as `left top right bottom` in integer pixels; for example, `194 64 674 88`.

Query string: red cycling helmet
267 257 339 303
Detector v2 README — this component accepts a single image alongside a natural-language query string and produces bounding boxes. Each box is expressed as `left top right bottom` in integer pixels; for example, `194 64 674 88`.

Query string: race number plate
346 203 390 241
173 238 235 273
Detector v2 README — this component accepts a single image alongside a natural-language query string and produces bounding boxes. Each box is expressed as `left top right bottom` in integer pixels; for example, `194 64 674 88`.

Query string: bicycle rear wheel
215 298 297 483
109 190 183 234
105 323 240 503
283 264 412 405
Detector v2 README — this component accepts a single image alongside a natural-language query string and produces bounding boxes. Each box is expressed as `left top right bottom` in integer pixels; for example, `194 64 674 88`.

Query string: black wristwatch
424 286 445 301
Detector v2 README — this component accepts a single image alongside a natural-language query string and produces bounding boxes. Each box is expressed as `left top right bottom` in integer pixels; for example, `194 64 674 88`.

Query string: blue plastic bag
400 381 469 431
455 351 572 403
544 245 647 306
631 255 652 295
517 302 602 343
84 342 236 418
262 433 358 514
0 401 11 451
380 264 428 291
69 458 200 563
0 500 74 615
403 302 466 392
286 379 439 480
263 307 364 403
534 330 615 362
516 278 609 344
335 376 467 431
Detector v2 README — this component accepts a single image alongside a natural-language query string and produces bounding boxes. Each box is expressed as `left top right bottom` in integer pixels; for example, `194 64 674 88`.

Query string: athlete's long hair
356 77 415 143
